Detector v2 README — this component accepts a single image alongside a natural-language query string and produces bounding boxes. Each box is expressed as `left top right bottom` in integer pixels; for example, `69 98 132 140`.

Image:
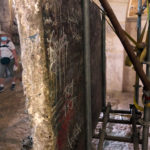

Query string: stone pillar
13 0 56 149
14 0 102 149
106 0 129 92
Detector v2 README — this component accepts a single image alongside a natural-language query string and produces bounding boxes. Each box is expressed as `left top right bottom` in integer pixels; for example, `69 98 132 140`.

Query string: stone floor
92 91 150 150
0 79 31 150
0 78 150 150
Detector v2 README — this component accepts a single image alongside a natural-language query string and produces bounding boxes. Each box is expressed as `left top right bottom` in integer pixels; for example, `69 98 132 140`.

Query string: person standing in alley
0 31 18 92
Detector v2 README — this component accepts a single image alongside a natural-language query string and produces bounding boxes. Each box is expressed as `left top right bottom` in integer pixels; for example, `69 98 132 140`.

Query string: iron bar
132 106 140 150
99 118 131 124
83 0 92 149
106 135 142 144
135 0 142 104
142 4 150 150
101 11 106 110
94 104 143 149
93 134 142 144
137 0 142 40
98 103 111 150
142 107 150 150
93 134 100 139
110 109 131 114
105 135 133 143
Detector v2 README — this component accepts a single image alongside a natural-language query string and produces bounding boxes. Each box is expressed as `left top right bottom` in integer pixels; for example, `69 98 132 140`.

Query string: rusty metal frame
94 0 150 149
94 103 142 150
83 0 150 149
97 103 111 150
142 2 150 149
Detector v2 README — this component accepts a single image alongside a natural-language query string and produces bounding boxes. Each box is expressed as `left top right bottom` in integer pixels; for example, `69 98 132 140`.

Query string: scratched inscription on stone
42 1 84 150
67 122 83 149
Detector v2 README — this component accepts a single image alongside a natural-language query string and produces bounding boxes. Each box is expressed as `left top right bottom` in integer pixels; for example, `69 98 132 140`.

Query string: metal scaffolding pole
99 118 131 124
137 0 142 39
98 103 111 150
110 109 131 114
101 12 106 110
135 0 142 104
93 104 142 149
83 0 92 149
142 10 150 150
132 106 140 150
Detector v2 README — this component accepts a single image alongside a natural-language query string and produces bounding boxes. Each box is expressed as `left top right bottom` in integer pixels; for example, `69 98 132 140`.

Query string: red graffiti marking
57 95 74 150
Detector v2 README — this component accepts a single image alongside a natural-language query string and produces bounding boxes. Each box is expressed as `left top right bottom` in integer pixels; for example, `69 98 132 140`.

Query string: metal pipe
105 135 133 143
142 15 150 150
132 106 140 150
106 135 142 144
99 118 131 124
110 109 131 114
142 106 150 150
135 0 142 104
101 12 106 110
93 134 142 144
98 103 111 150
93 134 132 143
83 0 92 149
137 0 142 40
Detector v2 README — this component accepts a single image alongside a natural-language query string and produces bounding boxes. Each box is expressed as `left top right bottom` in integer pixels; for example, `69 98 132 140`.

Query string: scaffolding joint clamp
138 118 150 126
142 61 150 65
143 90 150 102
136 12 142 16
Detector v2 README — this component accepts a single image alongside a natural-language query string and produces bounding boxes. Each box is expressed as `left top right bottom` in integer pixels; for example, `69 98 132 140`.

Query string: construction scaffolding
94 103 142 150
83 0 150 149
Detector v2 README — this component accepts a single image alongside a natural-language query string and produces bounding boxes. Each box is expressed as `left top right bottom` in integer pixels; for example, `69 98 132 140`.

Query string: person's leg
0 63 6 92
0 78 5 86
7 58 15 90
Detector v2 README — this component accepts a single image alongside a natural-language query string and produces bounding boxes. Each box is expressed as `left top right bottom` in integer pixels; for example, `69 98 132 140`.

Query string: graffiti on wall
67 122 82 149
57 80 76 150
42 1 84 150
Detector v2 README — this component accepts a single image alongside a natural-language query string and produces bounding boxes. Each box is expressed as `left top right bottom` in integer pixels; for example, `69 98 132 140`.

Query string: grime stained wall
106 0 129 92
42 1 102 149
0 0 10 31
42 0 85 149
94 0 129 92
13 0 56 149
0 0 20 51
14 0 102 149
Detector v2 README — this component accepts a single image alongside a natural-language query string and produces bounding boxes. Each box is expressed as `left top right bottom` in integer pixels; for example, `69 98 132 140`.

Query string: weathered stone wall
0 0 20 47
14 0 56 149
94 0 129 92
14 0 102 150
42 1 85 149
106 0 129 92
0 0 10 32
90 3 102 132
